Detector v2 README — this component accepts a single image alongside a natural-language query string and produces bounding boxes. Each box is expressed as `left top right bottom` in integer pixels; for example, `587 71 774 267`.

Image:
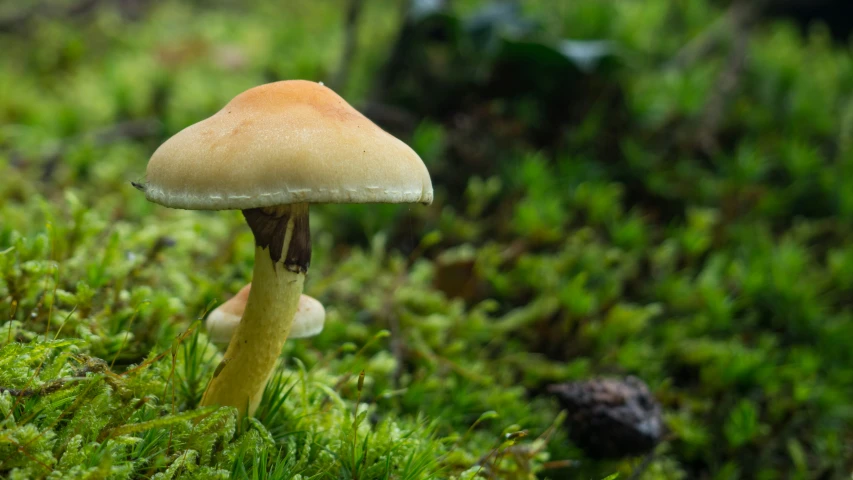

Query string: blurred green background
1 0 852 478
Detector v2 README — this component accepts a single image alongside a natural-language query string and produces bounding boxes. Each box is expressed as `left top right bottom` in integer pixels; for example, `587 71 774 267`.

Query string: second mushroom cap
206 283 325 346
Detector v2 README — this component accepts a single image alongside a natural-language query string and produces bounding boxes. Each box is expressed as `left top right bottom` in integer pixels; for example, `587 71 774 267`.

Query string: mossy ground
1 1 852 479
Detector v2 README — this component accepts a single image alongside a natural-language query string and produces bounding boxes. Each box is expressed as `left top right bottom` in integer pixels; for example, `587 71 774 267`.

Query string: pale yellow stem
200 216 305 417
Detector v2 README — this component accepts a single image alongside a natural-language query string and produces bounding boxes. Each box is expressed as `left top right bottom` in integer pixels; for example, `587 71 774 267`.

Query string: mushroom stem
200 203 310 417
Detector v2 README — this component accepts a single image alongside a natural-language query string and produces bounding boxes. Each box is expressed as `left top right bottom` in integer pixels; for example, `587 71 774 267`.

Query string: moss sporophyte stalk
139 80 433 417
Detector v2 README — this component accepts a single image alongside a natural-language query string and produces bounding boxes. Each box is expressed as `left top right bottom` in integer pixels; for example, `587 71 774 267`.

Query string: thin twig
329 0 366 91
627 450 658 480
380 271 408 388
666 0 768 70
693 0 767 153
695 22 749 154
0 377 87 397
369 0 416 103
0 358 107 398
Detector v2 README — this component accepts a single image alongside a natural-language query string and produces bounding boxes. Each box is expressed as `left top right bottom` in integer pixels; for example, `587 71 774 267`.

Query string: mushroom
206 283 325 347
140 80 432 417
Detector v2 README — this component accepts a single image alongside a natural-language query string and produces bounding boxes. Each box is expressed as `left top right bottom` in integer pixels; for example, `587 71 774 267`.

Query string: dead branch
0 358 108 398
667 0 770 70
329 0 366 91
692 0 768 153
694 22 749 154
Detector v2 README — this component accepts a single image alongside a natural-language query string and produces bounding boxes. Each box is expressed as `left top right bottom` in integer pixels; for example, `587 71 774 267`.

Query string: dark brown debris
548 376 663 459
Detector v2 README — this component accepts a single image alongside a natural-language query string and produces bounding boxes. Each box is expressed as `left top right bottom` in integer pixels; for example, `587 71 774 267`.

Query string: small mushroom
140 80 432 417
206 283 325 347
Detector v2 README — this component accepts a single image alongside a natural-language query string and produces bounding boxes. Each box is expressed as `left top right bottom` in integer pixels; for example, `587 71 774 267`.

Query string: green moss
2 0 853 478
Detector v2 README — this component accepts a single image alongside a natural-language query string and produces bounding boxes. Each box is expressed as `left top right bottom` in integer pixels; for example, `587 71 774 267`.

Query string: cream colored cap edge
206 293 326 346
143 182 433 211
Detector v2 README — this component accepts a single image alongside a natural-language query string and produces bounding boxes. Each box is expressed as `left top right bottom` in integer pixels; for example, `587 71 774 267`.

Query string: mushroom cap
288 294 326 338
206 283 326 346
144 80 433 210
